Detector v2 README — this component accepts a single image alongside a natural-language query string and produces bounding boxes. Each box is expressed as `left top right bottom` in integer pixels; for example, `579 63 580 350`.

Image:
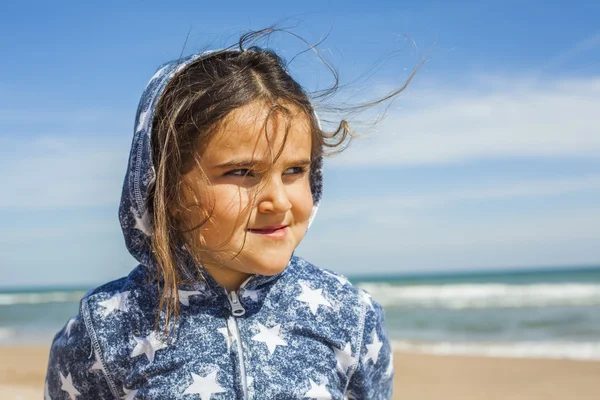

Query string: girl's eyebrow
213 158 311 169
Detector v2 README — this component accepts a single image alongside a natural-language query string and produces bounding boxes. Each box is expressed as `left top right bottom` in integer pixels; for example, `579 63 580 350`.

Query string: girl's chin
246 255 293 276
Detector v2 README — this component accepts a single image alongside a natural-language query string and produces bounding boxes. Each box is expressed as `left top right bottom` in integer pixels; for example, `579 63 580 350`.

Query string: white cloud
4 75 598 210
541 32 600 71
330 76 600 167
299 172 600 274
0 218 118 240
0 135 130 209
318 174 600 219
299 205 600 274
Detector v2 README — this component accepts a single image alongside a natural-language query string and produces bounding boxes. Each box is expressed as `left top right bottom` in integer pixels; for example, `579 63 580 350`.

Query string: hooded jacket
45 51 394 400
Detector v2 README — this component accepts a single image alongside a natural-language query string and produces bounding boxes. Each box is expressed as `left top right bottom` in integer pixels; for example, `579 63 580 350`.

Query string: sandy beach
2 346 599 399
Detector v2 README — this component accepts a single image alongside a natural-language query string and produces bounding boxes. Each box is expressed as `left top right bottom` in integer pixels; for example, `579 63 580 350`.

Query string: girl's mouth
248 225 288 238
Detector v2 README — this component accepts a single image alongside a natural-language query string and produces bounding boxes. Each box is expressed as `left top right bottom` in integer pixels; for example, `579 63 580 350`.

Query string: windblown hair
148 28 419 335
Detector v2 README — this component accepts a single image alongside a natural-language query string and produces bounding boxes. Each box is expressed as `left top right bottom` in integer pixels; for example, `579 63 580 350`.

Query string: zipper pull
228 291 246 317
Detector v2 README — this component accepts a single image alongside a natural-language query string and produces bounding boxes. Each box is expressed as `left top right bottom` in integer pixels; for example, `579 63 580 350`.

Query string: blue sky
1 0 599 287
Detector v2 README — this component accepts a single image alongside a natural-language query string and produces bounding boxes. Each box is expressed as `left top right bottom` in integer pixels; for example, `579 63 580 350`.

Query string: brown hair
148 28 420 335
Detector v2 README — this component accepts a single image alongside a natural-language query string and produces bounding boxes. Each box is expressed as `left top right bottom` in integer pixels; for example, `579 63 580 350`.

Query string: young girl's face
179 101 314 290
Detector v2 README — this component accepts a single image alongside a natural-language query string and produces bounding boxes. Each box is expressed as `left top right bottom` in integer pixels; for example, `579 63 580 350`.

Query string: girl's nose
257 177 292 214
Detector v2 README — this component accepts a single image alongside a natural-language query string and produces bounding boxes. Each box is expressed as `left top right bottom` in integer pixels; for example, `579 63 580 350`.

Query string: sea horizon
2 263 600 361
3 262 599 292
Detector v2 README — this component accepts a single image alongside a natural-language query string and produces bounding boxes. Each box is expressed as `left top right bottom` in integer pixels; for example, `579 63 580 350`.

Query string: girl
45 29 405 399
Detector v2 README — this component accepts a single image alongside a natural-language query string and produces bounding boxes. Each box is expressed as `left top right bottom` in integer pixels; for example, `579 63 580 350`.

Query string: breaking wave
358 283 600 309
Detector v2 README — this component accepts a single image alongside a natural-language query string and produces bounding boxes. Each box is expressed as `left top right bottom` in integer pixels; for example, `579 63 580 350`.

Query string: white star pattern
149 65 168 83
296 282 332 316
130 331 168 363
217 327 230 349
365 328 383 365
98 291 131 317
246 375 255 397
303 378 332 399
385 353 394 376
333 343 356 373
60 372 80 400
64 317 76 338
132 208 152 236
175 64 189 74
307 204 319 229
323 270 350 286
174 289 202 306
360 290 374 311
251 323 287 355
122 386 138 400
44 380 51 400
241 289 261 301
217 318 239 351
89 354 104 373
227 317 239 344
183 369 226 400
136 110 150 133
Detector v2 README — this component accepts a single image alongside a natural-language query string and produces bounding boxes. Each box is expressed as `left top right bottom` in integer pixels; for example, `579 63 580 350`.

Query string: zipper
228 290 246 316
227 289 248 400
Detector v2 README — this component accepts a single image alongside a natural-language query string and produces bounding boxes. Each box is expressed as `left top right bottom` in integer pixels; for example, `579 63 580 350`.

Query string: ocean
2 266 600 361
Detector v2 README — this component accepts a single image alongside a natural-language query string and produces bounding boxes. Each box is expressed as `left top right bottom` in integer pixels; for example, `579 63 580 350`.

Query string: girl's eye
225 169 254 177
284 166 308 175
224 166 308 178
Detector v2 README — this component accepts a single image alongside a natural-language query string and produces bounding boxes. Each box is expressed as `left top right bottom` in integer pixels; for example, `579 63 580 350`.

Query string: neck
202 265 253 293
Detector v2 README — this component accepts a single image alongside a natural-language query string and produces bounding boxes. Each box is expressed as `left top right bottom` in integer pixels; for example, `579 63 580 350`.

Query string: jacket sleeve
45 308 116 399
346 294 394 400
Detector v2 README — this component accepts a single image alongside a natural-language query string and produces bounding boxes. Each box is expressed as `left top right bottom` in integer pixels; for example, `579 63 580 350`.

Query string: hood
119 50 323 267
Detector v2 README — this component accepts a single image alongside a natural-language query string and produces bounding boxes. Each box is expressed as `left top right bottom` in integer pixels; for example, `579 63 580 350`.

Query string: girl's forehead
203 102 312 162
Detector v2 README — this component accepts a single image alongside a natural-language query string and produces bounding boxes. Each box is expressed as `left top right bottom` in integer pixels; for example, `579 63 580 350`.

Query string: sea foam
0 290 85 306
358 282 600 309
391 340 600 361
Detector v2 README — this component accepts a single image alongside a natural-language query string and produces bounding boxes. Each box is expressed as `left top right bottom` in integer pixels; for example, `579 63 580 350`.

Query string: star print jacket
45 49 394 400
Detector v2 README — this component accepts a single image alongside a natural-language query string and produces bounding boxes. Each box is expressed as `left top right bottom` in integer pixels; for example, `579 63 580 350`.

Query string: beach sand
2 346 599 399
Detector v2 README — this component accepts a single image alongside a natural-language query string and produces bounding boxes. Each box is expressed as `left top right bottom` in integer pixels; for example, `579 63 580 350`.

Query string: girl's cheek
293 183 314 216
210 188 254 227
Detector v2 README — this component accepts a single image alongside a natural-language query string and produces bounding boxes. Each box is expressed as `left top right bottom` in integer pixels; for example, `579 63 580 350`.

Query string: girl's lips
248 225 288 238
